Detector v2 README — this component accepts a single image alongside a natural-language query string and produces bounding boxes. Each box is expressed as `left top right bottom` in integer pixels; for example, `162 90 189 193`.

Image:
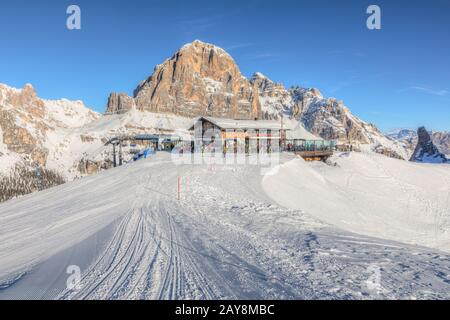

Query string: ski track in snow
1 153 450 299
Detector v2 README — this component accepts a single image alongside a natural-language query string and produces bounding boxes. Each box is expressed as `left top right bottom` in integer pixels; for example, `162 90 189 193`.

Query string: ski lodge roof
190 116 323 141
192 116 286 130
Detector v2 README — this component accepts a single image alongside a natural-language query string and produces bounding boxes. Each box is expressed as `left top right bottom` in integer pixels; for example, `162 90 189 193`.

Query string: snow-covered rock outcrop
432 131 450 155
410 127 448 163
388 128 450 159
0 83 100 178
250 72 294 120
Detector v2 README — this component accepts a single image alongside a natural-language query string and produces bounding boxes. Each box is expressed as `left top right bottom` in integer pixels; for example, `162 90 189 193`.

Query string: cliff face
0 83 100 176
106 93 136 114
289 87 366 142
106 40 261 119
250 72 295 120
0 84 52 167
432 131 450 155
249 74 409 159
410 127 448 163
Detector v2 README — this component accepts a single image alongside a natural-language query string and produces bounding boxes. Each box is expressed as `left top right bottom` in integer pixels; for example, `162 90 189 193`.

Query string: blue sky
1 0 449 132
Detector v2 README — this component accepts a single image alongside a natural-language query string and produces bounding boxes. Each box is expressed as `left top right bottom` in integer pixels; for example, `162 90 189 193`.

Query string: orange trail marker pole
178 175 181 201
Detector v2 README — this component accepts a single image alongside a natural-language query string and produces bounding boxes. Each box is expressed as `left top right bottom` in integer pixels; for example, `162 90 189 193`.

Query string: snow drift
263 152 450 252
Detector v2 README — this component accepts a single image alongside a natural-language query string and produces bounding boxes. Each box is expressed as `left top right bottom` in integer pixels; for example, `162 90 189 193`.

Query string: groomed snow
1 152 450 299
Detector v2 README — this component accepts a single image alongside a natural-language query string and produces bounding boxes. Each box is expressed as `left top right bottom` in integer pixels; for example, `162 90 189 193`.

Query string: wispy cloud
329 81 351 94
324 50 367 59
224 43 254 51
327 73 386 94
177 16 221 33
243 52 281 60
404 86 449 96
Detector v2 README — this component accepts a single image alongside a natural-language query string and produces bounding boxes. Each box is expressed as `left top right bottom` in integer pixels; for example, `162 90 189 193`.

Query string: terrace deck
295 150 334 161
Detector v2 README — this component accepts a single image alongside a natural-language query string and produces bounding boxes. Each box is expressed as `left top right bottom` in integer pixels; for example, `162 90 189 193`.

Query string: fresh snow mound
263 152 450 251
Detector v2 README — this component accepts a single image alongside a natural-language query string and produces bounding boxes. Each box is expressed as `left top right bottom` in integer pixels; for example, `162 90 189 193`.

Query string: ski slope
1 152 450 299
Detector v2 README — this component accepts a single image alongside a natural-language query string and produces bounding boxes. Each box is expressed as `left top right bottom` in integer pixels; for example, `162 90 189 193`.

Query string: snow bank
263 152 450 252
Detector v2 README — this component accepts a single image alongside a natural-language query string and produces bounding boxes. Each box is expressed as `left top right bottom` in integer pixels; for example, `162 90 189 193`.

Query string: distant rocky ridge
432 131 450 155
387 128 450 159
249 72 408 159
409 127 448 163
0 83 99 175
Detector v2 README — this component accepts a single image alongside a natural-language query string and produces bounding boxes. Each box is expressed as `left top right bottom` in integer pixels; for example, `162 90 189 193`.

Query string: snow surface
264 152 450 251
1 152 450 299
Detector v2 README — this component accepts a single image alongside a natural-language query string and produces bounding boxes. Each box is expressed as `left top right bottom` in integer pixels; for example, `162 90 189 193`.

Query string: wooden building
189 116 288 153
189 117 335 160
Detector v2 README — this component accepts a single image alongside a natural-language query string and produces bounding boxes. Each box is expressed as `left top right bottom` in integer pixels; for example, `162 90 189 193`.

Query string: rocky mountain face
106 40 261 120
250 72 295 120
249 73 409 159
0 84 47 167
432 131 450 155
289 86 379 144
0 83 100 178
106 92 136 114
387 129 450 158
409 127 448 163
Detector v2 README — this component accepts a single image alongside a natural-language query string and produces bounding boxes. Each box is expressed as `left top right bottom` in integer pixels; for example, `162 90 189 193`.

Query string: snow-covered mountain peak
108 40 261 119
0 83 101 178
0 83 99 127
290 86 323 100
251 72 272 82
386 128 417 141
42 98 100 128
180 40 233 60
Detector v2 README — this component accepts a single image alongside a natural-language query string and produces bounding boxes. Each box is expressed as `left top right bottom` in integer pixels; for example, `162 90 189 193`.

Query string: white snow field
1 152 450 300
264 152 450 252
